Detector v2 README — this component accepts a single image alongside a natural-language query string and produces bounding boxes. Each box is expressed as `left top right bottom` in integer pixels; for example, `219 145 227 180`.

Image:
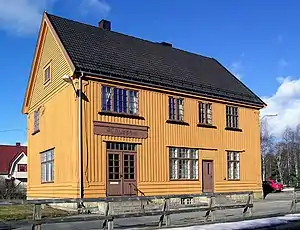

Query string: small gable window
33 109 40 134
44 64 51 83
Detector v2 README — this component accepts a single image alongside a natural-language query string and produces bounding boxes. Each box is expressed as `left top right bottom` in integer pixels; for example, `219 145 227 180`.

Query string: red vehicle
267 179 284 192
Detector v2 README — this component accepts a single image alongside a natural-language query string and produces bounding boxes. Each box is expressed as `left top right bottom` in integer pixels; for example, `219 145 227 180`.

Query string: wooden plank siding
25 22 262 199
26 24 78 198
82 79 262 198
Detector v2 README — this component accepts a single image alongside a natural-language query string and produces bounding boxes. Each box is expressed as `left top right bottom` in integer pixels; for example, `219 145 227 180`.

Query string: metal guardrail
0 191 254 230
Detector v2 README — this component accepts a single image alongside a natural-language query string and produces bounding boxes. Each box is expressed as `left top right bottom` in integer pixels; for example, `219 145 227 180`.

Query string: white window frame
169 147 199 180
168 97 184 121
199 102 212 125
227 151 240 180
101 85 139 115
41 149 54 183
226 106 239 128
34 109 40 133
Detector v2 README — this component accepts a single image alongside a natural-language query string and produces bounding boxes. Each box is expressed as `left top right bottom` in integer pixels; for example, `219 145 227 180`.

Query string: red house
0 143 27 183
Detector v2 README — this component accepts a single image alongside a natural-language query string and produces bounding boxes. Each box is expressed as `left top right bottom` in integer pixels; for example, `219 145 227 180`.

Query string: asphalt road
4 191 299 230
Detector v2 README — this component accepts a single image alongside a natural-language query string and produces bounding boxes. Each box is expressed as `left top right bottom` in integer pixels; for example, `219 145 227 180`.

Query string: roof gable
22 12 75 114
0 145 27 174
45 13 264 107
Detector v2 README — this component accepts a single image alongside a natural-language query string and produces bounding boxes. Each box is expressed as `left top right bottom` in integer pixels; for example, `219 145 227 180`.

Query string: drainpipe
78 72 83 199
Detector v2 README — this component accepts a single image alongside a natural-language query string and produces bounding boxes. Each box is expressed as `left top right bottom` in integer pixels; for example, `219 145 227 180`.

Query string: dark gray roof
47 13 265 107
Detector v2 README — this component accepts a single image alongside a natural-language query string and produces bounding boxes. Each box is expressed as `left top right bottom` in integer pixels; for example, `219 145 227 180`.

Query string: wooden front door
202 160 214 193
107 150 137 196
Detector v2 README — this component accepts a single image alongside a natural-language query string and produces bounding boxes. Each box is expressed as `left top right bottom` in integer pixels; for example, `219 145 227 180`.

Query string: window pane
228 162 234 179
178 98 184 120
169 97 175 119
113 88 118 112
102 86 112 111
236 162 240 179
123 89 127 113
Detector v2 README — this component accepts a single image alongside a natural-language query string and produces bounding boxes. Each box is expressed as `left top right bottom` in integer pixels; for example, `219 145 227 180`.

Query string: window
106 142 137 151
168 97 184 121
41 149 54 183
44 65 51 83
33 109 40 133
227 151 240 180
181 198 192 205
17 164 27 172
226 106 239 128
199 102 212 125
169 147 198 180
102 86 139 114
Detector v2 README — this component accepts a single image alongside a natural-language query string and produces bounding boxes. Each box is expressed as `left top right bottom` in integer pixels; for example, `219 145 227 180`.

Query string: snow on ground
166 214 300 229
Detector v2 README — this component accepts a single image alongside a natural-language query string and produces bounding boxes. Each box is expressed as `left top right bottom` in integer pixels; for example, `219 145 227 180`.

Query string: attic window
32 108 40 135
18 164 27 172
44 63 51 84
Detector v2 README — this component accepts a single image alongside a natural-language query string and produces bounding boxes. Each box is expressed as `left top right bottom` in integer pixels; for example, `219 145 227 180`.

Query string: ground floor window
227 151 240 180
41 149 54 183
169 147 199 180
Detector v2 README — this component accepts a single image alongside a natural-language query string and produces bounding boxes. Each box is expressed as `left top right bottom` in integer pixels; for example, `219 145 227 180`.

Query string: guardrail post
291 189 297 213
205 196 215 222
32 204 41 230
107 202 114 230
158 199 168 227
101 202 109 229
165 198 171 226
243 193 253 217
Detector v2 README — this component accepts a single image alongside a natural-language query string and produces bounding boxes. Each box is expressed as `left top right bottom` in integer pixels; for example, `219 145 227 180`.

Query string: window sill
166 120 189 126
32 129 40 135
227 179 240 181
43 79 51 87
197 124 217 129
41 181 54 184
170 179 198 181
225 127 242 132
99 111 145 120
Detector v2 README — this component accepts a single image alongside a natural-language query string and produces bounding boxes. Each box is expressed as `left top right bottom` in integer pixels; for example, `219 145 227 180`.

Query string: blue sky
0 0 299 144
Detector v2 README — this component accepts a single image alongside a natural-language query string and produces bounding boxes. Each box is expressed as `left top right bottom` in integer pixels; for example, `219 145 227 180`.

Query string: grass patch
0 205 74 221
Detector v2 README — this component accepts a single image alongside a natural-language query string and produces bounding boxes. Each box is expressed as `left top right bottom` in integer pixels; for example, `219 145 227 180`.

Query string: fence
0 191 254 229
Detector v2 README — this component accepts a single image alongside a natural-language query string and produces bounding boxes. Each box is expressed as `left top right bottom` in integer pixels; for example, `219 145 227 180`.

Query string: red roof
0 143 27 174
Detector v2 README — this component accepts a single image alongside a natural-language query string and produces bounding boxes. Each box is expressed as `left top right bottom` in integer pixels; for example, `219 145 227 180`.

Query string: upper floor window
227 151 240 180
17 164 27 172
44 65 51 83
102 86 139 115
41 149 54 183
169 147 199 180
168 97 184 121
199 102 212 125
33 109 40 133
226 106 238 128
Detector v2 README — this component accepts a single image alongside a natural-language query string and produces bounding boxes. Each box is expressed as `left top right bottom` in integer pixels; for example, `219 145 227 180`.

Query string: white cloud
0 0 57 35
80 0 111 16
261 77 300 137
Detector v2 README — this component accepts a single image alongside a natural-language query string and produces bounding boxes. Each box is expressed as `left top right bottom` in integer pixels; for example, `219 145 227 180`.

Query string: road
3 191 299 230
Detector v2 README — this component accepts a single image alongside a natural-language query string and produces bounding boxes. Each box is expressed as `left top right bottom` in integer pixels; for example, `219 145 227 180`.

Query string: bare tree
260 119 275 180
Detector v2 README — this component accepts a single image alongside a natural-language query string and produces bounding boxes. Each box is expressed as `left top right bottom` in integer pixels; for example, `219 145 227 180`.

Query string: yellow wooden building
22 13 265 199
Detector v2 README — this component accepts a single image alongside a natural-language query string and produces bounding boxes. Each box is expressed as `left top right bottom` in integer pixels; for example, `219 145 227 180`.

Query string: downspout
78 72 83 199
